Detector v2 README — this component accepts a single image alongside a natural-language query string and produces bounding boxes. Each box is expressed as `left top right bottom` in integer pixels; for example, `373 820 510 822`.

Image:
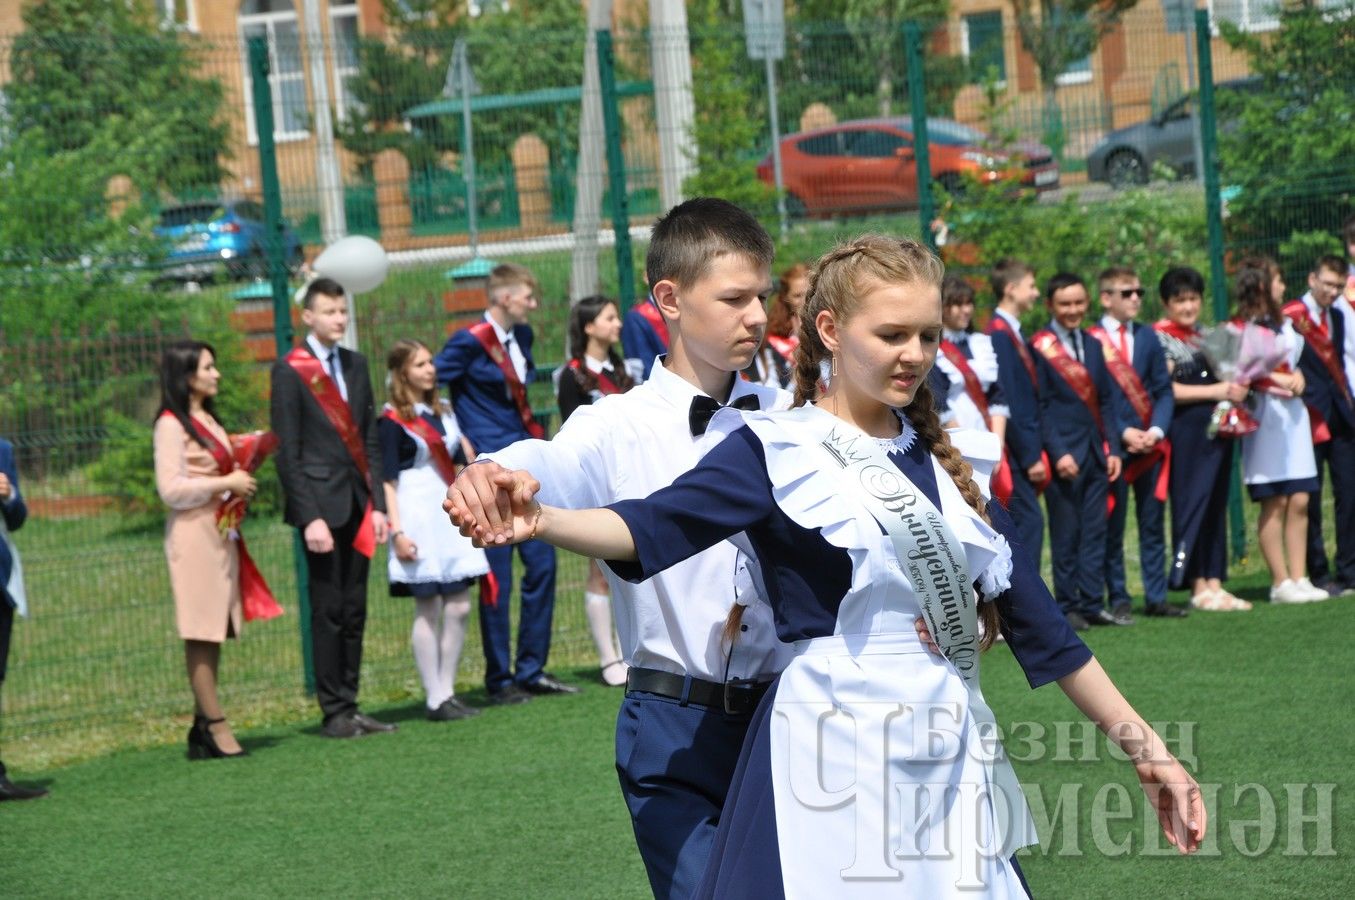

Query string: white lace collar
874 409 917 454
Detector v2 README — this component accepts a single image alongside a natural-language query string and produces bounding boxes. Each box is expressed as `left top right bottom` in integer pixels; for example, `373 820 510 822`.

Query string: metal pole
460 45 479 258
301 0 347 246
904 22 936 252
764 8 788 238
250 37 315 695
597 29 636 313
1182 1 1203 184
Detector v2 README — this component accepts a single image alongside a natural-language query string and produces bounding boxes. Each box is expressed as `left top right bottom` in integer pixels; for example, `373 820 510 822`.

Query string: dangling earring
831 355 839 377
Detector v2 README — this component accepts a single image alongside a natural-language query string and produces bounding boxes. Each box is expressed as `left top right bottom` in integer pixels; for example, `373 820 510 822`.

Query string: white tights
411 591 472 710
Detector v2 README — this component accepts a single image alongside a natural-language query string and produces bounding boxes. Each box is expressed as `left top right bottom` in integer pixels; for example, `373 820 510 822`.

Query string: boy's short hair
1044 271 1086 302
488 262 538 301
303 276 346 310
941 274 976 307
646 197 774 289
1097 265 1138 292
1314 254 1347 278
989 257 1034 300
1159 266 1206 302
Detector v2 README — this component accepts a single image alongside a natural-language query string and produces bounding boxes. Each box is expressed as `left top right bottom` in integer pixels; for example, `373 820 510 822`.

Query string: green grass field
4 578 1352 897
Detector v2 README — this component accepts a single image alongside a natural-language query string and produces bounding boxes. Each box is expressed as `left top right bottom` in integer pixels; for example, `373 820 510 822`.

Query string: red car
757 117 1060 217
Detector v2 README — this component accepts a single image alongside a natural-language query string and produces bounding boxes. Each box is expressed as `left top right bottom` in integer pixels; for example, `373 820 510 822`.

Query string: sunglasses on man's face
1105 287 1144 299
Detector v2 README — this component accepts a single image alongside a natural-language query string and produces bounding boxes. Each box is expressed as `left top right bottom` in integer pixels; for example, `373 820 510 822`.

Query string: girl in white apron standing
454 236 1206 897
380 340 490 721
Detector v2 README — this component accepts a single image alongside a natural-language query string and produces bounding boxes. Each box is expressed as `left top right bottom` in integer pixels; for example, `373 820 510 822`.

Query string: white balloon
312 235 389 294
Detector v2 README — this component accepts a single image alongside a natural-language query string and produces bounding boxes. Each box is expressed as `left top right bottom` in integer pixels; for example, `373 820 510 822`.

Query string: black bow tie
689 393 760 436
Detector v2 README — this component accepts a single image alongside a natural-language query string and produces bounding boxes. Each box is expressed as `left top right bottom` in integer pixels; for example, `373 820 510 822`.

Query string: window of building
239 0 309 144
962 11 1006 84
330 0 361 122
156 0 197 31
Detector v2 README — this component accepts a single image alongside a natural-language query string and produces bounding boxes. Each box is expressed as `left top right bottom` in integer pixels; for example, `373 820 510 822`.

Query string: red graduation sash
566 358 623 397
985 314 1039 389
767 333 798 362
1087 324 1171 501
1284 299 1351 445
1032 329 1117 515
636 300 670 347
167 411 283 623
939 338 1017 506
285 347 377 558
382 408 459 486
379 406 500 607
468 321 545 440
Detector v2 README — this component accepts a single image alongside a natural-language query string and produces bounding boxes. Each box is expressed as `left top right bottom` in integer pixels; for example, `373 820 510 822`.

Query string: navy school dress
605 419 1092 898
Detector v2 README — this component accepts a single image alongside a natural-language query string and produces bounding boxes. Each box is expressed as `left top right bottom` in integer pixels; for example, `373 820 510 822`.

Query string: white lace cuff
977 533 1014 598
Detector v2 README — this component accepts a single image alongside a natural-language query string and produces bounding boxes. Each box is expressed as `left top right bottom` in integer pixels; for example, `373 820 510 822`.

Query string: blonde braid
905 379 1002 649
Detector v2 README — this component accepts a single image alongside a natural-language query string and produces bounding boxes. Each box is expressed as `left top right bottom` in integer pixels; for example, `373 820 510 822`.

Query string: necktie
1117 324 1130 360
689 393 760 436
1070 330 1083 363
954 334 971 357
1321 309 1330 334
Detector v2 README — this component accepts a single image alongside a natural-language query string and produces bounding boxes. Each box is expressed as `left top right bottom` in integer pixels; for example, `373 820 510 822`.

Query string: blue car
155 199 304 282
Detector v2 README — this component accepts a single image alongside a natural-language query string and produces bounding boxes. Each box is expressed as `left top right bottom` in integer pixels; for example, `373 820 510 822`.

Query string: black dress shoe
352 712 397 734
427 697 481 721
321 714 366 738
1144 604 1189 618
523 673 581 695
1065 611 1090 632
0 776 48 801
1088 609 1134 626
487 684 533 705
1315 579 1355 598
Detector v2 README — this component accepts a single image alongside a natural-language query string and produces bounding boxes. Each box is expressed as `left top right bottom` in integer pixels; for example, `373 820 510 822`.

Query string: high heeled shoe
187 715 248 760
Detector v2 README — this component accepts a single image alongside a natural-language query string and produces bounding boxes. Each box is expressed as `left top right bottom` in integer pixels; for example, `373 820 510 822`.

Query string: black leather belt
625 666 773 716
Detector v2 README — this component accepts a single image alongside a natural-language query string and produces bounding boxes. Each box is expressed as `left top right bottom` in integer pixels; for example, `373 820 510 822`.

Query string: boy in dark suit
434 263 571 704
271 278 393 738
0 437 43 800
985 258 1048 563
1093 266 1180 618
1032 273 1128 630
1290 255 1355 596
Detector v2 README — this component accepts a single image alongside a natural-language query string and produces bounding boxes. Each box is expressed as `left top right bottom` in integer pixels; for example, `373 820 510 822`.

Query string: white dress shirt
993 308 1024 338
485 311 528 384
1049 320 1086 362
306 333 348 402
485 358 794 681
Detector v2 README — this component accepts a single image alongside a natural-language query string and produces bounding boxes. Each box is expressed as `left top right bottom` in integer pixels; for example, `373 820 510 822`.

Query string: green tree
7 0 229 197
1217 0 1355 271
1009 0 1137 153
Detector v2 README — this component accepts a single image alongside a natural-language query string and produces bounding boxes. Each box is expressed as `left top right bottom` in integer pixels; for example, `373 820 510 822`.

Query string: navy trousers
1307 429 1355 585
1105 456 1168 608
1005 465 1046 568
616 690 755 900
1046 461 1109 616
303 506 370 721
481 538 557 692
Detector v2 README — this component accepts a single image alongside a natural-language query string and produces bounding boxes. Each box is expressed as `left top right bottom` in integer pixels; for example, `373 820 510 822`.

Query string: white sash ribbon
817 423 1036 859
0 506 27 617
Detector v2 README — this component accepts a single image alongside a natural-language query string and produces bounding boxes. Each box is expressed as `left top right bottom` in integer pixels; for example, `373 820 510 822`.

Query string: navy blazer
0 438 28 606
621 303 667 381
435 322 539 455
1296 302 1355 433
1035 329 1124 468
987 323 1043 470
1106 321 1175 441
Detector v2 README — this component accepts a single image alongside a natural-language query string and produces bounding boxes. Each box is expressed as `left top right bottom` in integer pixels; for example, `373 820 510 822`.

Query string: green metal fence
2 1 1354 769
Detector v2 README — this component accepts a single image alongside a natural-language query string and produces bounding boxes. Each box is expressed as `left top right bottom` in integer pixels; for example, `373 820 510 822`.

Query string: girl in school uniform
556 296 635 685
746 263 809 390
380 339 490 720
459 236 1205 897
1234 258 1328 604
932 274 1009 438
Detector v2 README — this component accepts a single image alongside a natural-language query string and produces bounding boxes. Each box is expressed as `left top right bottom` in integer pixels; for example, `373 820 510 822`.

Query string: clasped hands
444 460 543 547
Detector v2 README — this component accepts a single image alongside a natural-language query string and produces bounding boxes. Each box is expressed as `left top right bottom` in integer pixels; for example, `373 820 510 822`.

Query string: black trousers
303 506 371 721
1 599 11 778
1307 428 1355 584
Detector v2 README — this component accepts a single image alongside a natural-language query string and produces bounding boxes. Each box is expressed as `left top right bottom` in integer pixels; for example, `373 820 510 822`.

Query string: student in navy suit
984 258 1048 563
435 263 573 703
1033 273 1128 630
1295 255 1355 596
1096 266 1181 619
0 437 44 801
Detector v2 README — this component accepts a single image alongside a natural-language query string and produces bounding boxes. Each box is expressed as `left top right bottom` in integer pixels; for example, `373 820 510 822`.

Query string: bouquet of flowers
218 431 279 538
1199 322 1292 439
